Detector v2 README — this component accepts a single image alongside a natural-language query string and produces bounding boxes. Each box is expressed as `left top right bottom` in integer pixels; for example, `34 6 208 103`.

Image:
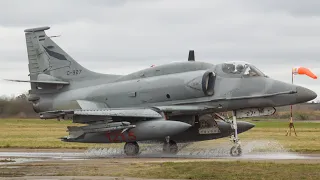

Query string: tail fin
24 26 105 82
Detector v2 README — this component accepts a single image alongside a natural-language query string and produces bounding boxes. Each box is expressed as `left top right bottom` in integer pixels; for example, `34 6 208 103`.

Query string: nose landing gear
229 111 242 157
230 144 242 157
215 111 242 157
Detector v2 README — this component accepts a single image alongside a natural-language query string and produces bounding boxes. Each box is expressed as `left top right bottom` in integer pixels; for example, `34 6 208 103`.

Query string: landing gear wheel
124 142 139 156
230 145 242 157
163 140 178 154
229 111 242 157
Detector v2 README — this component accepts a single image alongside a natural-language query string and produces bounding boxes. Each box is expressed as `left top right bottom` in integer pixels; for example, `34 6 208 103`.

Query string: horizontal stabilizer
24 26 50 32
4 79 70 85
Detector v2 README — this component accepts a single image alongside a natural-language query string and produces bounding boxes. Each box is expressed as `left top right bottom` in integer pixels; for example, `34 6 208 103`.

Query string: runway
1 145 320 165
1 144 320 179
1 151 319 163
1 140 320 164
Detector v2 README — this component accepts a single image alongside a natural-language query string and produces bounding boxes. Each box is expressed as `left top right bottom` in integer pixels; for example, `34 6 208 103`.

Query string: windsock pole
286 66 317 136
286 71 297 136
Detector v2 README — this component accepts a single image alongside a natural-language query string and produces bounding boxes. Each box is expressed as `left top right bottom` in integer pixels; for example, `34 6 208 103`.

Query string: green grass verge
0 119 119 149
2 161 320 180
128 161 320 180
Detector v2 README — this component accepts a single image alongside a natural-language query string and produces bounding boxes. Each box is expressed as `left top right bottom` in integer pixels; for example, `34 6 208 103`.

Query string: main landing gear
163 136 178 154
124 142 140 156
229 111 242 157
124 138 179 156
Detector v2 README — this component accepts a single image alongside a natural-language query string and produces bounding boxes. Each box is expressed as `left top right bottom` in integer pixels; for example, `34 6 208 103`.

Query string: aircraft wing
40 108 162 119
39 105 218 123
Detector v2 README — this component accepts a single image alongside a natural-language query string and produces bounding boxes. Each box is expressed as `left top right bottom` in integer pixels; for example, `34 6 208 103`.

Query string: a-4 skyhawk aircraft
8 26 317 156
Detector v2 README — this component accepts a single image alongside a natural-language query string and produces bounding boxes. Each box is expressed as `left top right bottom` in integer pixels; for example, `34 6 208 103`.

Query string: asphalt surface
1 147 320 180
1 146 320 164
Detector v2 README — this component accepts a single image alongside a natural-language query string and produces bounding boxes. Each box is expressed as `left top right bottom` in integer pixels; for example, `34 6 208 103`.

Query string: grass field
2 160 320 179
116 161 320 180
1 119 320 180
0 118 319 152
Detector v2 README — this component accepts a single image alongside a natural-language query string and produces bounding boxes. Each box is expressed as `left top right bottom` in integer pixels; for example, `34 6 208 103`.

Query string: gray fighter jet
7 26 317 156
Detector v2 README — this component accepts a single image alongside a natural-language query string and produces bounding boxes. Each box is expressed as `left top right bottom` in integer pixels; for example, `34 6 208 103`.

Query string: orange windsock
292 67 317 79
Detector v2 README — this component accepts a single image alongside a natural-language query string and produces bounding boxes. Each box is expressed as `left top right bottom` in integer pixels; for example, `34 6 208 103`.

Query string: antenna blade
188 50 195 61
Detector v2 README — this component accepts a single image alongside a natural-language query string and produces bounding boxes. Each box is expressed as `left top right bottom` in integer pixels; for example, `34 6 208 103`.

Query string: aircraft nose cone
237 121 255 133
296 86 317 103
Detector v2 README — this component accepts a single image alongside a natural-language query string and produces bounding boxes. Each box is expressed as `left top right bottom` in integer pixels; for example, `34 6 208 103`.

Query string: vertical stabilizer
24 26 108 83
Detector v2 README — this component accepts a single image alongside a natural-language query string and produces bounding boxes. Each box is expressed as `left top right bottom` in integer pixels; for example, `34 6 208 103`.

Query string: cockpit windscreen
221 61 265 77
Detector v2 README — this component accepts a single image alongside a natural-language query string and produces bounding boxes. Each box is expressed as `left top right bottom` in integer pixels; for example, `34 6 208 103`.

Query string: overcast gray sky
0 0 319 100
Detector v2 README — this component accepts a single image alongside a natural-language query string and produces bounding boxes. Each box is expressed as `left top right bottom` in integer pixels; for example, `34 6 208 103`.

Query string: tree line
0 94 38 118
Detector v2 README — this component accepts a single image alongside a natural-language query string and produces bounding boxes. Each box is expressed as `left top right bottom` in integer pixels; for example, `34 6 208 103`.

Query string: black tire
124 142 139 156
230 145 242 157
163 140 178 154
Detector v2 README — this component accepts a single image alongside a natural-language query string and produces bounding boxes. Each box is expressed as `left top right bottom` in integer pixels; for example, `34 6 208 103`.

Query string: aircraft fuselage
34 61 316 114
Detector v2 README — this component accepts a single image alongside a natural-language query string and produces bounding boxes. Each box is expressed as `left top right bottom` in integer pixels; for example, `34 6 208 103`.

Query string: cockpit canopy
216 61 266 78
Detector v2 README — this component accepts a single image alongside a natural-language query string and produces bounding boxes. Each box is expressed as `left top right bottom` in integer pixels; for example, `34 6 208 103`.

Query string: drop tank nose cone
162 120 192 134
174 121 192 130
237 121 255 133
